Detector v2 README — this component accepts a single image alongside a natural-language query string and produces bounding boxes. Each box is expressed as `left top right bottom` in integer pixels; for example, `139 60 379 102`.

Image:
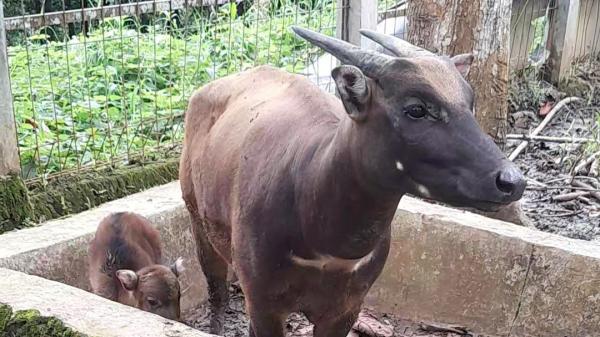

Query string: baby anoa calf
88 212 184 321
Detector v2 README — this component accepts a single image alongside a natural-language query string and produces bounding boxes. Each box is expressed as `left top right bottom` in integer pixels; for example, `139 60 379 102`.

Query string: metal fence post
0 0 20 176
336 0 377 48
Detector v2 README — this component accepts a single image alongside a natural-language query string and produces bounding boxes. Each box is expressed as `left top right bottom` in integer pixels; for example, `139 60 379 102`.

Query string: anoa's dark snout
494 162 526 202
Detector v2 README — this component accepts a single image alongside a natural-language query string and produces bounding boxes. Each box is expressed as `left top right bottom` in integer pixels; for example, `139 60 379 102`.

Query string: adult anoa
179 27 526 337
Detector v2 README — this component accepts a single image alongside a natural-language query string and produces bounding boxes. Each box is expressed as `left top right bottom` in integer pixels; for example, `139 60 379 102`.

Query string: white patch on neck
395 160 404 172
290 250 375 273
416 184 431 197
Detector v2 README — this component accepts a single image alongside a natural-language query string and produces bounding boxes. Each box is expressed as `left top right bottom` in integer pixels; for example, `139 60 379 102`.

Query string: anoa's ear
116 270 138 291
331 65 371 122
451 53 474 78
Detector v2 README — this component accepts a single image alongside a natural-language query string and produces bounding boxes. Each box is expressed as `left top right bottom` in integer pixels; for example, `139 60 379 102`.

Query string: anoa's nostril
496 166 526 197
496 173 514 194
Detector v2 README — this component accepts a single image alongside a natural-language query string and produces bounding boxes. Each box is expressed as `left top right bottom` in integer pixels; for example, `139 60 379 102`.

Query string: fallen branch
527 178 548 187
506 134 594 144
509 97 583 161
418 322 469 335
591 158 599 177
552 191 591 202
572 180 600 201
574 151 600 174
546 210 583 217
527 185 600 192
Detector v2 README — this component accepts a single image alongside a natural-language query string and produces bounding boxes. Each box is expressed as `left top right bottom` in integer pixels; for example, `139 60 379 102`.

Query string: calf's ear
170 257 185 277
116 270 138 291
332 65 370 122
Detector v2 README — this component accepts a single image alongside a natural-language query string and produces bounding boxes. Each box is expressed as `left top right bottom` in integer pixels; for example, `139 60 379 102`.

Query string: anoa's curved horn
359 29 433 57
291 26 393 77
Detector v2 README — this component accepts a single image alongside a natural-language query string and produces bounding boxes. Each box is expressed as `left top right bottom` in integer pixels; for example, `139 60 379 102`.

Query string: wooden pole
547 0 580 84
336 0 377 48
0 0 21 176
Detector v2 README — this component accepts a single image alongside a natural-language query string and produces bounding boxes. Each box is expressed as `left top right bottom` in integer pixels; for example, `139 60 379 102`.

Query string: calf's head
116 257 184 321
293 27 525 211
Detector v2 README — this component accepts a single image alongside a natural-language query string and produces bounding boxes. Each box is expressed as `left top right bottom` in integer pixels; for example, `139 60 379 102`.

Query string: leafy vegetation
8 1 335 179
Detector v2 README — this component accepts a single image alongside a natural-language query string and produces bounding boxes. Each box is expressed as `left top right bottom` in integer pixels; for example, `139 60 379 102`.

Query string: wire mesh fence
4 0 341 181
4 0 600 182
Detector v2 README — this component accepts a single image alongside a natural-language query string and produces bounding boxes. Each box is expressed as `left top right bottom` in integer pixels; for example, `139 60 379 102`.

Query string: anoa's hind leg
187 204 229 335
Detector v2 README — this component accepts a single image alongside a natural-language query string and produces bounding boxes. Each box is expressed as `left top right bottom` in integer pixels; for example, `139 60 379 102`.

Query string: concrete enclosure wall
366 198 600 337
0 268 214 337
0 182 208 313
0 182 599 336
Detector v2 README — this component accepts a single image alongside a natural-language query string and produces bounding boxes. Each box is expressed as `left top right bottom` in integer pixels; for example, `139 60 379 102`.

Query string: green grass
8 1 335 179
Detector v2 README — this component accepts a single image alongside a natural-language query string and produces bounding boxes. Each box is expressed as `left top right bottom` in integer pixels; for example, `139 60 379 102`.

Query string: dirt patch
184 284 490 337
507 59 600 241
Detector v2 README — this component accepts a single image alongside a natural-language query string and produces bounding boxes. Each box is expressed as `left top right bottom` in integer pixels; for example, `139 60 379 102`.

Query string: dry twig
591 159 599 177
552 191 591 202
546 210 583 217
572 180 600 201
509 97 583 161
506 134 594 144
527 185 600 192
418 322 470 335
574 151 600 174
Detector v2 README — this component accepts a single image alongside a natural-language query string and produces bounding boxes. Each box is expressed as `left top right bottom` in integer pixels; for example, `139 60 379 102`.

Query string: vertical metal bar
152 0 160 149
99 0 115 165
117 0 130 161
239 0 247 71
0 0 21 176
41 2 63 174
253 0 261 66
60 0 79 172
80 0 97 167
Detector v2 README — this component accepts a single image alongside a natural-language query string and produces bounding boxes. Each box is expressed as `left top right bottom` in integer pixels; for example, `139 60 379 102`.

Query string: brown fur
88 212 182 321
181 61 523 336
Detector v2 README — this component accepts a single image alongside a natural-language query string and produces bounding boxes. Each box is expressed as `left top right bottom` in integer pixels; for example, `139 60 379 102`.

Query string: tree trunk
406 0 512 145
406 1 532 226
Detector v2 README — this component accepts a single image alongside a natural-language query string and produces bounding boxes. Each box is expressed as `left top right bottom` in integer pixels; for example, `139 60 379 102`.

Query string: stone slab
0 267 214 337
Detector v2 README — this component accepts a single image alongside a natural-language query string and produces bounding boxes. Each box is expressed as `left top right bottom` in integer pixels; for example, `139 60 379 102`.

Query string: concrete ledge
0 268 213 337
0 181 207 313
365 198 600 337
0 182 599 337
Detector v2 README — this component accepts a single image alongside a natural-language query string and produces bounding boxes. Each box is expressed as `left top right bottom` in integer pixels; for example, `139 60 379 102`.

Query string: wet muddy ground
184 284 489 337
507 97 600 241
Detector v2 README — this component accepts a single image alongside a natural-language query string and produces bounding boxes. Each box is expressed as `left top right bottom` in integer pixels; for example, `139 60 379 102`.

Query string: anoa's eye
404 104 428 119
146 296 160 307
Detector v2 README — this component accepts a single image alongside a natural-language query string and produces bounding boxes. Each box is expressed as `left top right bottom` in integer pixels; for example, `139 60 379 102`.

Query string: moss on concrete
0 175 35 233
0 160 179 233
29 160 180 223
0 305 85 337
0 304 11 332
